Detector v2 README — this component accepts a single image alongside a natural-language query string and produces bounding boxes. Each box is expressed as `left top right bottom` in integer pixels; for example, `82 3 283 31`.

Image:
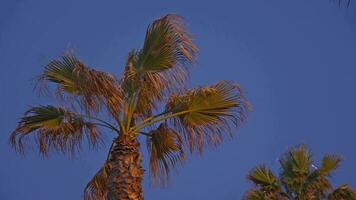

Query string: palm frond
84 162 111 200
139 14 197 74
320 154 342 176
304 170 333 199
165 81 250 153
146 123 185 186
279 145 313 192
37 54 123 118
10 105 102 155
248 165 281 193
121 14 198 117
328 185 356 200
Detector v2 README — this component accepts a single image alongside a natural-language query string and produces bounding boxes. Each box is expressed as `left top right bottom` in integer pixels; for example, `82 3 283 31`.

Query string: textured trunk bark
107 136 144 200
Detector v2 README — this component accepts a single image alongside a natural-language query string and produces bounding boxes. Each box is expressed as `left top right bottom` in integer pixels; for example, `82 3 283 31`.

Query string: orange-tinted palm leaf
165 80 250 153
38 54 122 118
121 14 198 117
146 123 185 186
10 105 102 155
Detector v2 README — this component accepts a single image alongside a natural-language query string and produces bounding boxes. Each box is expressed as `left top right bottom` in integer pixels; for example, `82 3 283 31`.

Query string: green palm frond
121 14 198 117
279 145 313 192
38 54 122 117
320 154 342 176
146 123 185 186
165 80 250 153
84 162 111 200
248 165 281 193
328 185 356 200
9 105 102 155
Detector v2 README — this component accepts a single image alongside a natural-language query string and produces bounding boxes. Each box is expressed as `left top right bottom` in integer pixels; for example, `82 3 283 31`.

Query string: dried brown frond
165 80 251 153
9 105 102 156
146 123 185 186
84 162 111 200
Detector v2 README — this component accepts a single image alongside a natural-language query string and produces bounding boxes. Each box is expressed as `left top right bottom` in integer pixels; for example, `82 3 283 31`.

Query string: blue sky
1 0 356 199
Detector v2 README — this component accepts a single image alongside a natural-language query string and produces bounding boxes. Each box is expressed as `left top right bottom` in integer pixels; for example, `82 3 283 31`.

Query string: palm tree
10 14 250 200
243 145 356 200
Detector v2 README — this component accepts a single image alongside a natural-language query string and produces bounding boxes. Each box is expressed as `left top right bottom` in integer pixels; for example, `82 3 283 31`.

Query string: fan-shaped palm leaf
146 123 185 185
165 80 250 153
279 145 313 193
38 54 122 117
320 155 342 176
10 105 102 155
121 14 198 117
248 165 281 193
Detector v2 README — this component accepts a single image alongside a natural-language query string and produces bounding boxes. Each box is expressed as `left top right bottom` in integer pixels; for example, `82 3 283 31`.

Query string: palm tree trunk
107 136 144 200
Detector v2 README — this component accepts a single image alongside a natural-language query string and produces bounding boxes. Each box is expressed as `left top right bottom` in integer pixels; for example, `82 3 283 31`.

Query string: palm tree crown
10 14 250 200
244 145 356 200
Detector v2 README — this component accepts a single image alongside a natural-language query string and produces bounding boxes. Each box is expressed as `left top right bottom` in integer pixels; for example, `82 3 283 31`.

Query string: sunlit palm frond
84 162 111 200
121 51 164 118
302 155 342 198
320 154 342 176
9 105 102 155
165 80 250 153
146 123 185 186
328 185 356 200
121 14 198 117
248 165 281 194
279 145 313 192
38 54 123 117
139 14 197 76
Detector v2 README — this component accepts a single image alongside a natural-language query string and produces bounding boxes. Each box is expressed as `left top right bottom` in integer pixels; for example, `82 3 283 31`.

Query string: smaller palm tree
243 145 356 200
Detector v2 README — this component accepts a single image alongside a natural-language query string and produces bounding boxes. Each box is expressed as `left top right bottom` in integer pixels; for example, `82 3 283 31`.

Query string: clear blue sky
1 0 356 199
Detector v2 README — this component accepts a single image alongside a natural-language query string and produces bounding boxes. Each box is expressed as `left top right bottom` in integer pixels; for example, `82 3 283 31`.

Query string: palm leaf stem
129 109 192 134
80 114 120 134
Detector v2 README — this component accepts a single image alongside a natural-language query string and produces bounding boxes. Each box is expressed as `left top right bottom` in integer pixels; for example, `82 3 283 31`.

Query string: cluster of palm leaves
244 145 356 200
10 14 251 200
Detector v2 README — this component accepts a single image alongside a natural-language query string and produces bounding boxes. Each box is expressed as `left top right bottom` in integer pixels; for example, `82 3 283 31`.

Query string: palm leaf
9 105 102 155
320 154 342 176
146 123 185 186
328 185 356 200
279 145 313 193
121 14 198 117
165 80 250 153
248 165 281 193
84 162 111 200
38 54 122 118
